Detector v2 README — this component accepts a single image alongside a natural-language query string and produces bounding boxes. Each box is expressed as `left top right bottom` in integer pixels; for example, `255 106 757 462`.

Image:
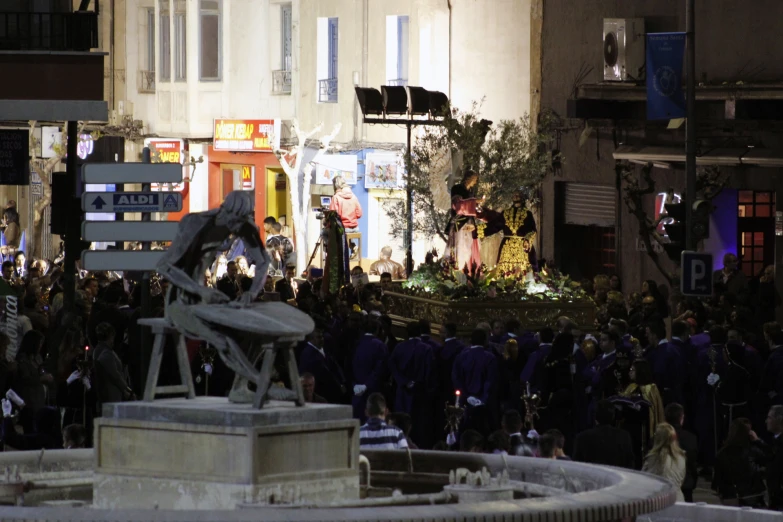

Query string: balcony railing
138 70 156 94
0 11 98 51
318 78 338 103
272 69 292 94
387 78 408 87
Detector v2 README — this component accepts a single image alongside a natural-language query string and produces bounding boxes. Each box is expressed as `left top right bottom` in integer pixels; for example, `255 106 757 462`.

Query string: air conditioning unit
603 18 645 82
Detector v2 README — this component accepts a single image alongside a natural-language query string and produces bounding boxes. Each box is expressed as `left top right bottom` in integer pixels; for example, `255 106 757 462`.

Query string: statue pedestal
93 397 360 510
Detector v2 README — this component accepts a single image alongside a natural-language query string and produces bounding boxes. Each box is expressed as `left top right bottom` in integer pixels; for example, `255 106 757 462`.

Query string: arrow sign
82 192 183 213
82 163 182 184
81 250 166 271
82 221 180 242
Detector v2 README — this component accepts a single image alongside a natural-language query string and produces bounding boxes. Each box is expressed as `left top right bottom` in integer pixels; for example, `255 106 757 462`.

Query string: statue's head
380 246 393 260
217 191 254 229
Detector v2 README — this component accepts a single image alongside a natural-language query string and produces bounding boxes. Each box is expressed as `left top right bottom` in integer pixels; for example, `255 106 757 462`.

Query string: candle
455 390 461 408
526 382 531 397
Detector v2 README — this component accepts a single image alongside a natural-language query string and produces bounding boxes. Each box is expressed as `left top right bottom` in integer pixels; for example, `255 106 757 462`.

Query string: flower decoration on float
401 258 586 302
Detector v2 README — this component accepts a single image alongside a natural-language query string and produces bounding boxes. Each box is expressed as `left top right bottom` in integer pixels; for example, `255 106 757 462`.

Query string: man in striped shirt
359 393 409 450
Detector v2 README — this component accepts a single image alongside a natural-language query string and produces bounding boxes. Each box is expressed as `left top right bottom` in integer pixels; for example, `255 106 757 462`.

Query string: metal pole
685 0 696 251
139 146 152 392
405 122 413 276
62 121 78 313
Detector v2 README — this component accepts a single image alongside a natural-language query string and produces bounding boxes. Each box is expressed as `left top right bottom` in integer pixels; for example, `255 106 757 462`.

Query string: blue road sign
81 191 183 213
681 251 713 297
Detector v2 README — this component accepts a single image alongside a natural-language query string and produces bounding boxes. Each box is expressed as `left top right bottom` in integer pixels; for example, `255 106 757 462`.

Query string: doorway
220 164 255 200
737 190 775 278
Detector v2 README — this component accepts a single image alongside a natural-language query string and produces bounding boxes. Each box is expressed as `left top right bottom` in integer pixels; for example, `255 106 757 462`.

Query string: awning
612 146 783 168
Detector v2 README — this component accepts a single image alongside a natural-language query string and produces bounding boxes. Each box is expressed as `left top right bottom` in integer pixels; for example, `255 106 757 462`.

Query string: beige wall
297 0 533 144
127 0 297 138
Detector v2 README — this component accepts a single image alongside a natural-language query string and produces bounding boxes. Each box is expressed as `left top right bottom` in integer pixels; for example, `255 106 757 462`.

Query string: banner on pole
646 33 687 120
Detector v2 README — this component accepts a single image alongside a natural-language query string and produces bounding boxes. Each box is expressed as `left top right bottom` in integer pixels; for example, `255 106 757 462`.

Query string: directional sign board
81 250 166 272
82 163 182 184
82 221 180 242
82 192 183 213
681 251 713 297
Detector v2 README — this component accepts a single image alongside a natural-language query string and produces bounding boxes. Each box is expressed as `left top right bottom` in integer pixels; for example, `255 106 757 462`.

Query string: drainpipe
447 0 452 98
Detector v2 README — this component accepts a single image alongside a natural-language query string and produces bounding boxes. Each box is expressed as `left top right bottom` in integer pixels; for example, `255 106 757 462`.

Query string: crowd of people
2 209 783 512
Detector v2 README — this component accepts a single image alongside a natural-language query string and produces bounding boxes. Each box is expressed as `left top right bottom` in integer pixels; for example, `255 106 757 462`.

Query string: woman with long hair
618 358 666 468
642 423 686 501
712 418 766 507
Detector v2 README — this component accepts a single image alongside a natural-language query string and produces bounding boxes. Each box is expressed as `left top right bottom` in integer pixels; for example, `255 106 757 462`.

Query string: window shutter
564 183 616 227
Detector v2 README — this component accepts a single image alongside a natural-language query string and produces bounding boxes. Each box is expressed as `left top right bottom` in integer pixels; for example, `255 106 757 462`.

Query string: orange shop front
207 119 283 234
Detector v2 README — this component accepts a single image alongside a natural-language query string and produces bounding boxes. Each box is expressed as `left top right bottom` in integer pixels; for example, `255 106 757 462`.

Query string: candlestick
526 382 531 396
455 390 461 408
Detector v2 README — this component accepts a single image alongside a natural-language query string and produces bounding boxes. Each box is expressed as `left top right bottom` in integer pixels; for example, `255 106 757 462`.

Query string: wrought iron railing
318 78 338 103
138 70 156 93
272 69 292 94
387 78 408 87
0 11 98 51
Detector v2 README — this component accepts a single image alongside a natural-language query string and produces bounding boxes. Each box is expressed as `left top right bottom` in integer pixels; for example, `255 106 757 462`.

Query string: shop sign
213 119 281 152
144 138 186 192
241 165 254 190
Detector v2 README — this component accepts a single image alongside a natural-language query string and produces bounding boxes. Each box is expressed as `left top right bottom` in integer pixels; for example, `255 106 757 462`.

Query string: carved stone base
95 398 360 510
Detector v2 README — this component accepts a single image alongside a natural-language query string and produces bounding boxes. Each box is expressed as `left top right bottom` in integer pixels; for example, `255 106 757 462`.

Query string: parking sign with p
681 251 713 297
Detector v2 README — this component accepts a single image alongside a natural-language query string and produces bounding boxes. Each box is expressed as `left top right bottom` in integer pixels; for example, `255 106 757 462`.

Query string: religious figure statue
477 191 537 273
157 190 314 407
369 246 406 280
445 171 482 270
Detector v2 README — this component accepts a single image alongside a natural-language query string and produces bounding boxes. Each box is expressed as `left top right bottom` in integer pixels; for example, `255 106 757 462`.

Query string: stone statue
157 190 314 406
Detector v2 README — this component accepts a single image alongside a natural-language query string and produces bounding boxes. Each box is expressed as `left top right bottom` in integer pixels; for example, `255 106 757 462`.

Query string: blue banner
646 33 686 120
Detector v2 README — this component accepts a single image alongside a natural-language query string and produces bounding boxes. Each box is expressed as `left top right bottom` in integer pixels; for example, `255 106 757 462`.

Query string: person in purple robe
298 328 348 404
388 322 437 448
519 328 555 394
645 322 684 407
583 329 621 425
665 321 691 406
351 319 389 423
452 328 498 436
693 326 728 470
437 323 465 402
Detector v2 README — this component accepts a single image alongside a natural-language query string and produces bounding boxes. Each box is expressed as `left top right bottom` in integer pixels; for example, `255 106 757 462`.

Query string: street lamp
355 85 450 276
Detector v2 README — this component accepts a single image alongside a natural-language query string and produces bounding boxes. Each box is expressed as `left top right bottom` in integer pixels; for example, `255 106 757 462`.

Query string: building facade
535 0 783 306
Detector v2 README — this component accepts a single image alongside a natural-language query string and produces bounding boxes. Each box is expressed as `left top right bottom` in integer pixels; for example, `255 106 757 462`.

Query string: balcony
387 78 408 87
138 70 155 94
0 11 98 51
318 78 338 103
272 69 291 94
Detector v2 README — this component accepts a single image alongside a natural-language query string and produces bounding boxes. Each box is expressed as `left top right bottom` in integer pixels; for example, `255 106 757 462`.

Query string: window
174 0 187 81
317 17 338 102
737 190 776 277
386 15 409 86
139 8 156 92
273 4 292 94
281 4 292 72
159 0 170 81
199 0 221 80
